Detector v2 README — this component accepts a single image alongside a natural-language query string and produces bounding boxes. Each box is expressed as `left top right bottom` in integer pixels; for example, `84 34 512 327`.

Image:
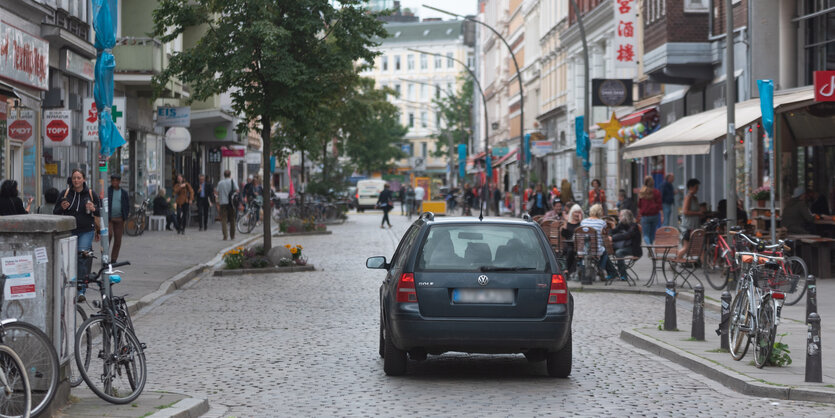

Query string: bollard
718 291 731 350
806 312 823 383
664 280 677 331
691 284 705 340
806 275 817 321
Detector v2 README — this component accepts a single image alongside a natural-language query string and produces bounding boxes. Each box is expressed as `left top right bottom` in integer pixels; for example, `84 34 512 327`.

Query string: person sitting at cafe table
810 190 830 216
782 187 815 234
717 199 748 225
543 198 564 221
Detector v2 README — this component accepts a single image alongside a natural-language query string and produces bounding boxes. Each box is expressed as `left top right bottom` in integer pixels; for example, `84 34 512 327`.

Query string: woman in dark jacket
54 169 101 253
611 209 642 280
0 179 30 215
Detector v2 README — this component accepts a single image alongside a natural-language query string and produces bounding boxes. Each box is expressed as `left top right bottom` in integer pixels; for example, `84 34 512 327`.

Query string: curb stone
147 397 210 418
213 264 316 276
619 328 835 403
273 230 333 237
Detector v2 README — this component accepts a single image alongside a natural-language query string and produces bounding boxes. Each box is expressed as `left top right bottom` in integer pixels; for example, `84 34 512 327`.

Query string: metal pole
725 0 738 234
806 312 822 382
664 280 677 331
570 0 591 208
422 5 525 192
719 291 731 350
691 284 705 341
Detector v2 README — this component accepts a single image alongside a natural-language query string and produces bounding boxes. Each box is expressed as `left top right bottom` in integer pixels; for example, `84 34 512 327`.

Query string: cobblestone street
131 213 835 416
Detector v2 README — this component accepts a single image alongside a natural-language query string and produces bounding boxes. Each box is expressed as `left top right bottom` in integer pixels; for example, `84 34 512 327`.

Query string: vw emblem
477 275 489 286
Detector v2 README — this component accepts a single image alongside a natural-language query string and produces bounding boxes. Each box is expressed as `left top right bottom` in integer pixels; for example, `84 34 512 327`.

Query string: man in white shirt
216 170 237 240
413 185 425 215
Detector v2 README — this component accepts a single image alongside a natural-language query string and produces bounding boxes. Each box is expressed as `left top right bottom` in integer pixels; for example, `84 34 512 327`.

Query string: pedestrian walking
526 184 550 216
588 179 607 213
173 174 195 235
637 176 663 244
37 187 59 214
661 173 676 226
153 187 178 231
216 170 238 240
0 179 30 215
377 183 394 228
107 174 130 263
414 184 425 215
491 184 501 215
54 169 101 279
677 178 705 258
196 174 215 231
399 187 406 215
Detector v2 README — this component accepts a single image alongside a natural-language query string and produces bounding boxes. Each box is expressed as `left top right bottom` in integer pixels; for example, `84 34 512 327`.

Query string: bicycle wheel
1 321 58 417
75 317 146 404
0 344 31 418
728 290 751 360
237 211 255 234
702 244 728 290
754 295 777 368
124 215 141 236
782 256 808 306
70 305 89 388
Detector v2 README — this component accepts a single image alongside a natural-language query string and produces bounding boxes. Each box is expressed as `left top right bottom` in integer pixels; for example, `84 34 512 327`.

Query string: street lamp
423 5 526 195
569 0 591 208
408 47 492 215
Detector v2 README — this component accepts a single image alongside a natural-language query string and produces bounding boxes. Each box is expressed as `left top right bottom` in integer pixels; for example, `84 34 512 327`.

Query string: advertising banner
613 0 638 76
83 97 126 142
43 109 72 147
0 21 49 90
156 106 191 127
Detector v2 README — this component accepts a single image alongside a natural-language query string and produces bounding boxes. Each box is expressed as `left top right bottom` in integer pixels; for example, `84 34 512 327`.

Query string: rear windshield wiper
479 266 536 272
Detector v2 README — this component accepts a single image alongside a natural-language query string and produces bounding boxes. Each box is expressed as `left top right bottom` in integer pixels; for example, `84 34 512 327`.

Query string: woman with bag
637 176 663 244
54 169 101 278
377 183 394 229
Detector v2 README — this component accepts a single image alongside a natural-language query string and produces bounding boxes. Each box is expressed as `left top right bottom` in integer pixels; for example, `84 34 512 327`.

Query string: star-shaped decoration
597 112 623 143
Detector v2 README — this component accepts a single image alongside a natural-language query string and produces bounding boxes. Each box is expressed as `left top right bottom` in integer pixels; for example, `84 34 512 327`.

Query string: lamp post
724 0 738 232
423 5 526 197
569 0 591 208
409 47 491 214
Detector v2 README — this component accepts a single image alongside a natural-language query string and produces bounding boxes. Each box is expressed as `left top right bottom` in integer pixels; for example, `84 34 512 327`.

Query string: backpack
227 180 241 208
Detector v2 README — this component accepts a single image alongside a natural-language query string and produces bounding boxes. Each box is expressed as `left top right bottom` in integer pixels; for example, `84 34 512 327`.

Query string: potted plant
752 186 770 207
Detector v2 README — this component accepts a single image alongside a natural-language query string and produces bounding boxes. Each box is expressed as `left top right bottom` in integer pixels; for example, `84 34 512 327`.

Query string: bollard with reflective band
664 280 677 331
691 284 705 341
806 275 817 320
718 291 731 350
806 312 822 383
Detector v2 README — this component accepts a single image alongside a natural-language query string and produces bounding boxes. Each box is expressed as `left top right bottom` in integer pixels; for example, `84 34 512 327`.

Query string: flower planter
273 230 332 237
213 264 316 276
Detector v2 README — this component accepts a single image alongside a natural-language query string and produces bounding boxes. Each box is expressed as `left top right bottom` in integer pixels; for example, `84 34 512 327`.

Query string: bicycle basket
753 266 795 294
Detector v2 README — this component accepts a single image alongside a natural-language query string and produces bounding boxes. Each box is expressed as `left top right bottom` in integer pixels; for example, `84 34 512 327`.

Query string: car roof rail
419 211 435 221
521 212 533 222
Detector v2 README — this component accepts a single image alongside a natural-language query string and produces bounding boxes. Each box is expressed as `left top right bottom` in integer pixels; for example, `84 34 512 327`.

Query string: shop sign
83 97 126 142
44 163 58 175
613 0 638 76
43 109 72 147
207 147 222 163
592 79 633 107
221 146 245 157
7 108 36 148
0 21 49 90
59 49 94 81
530 141 553 156
814 71 835 102
156 106 190 127
491 147 509 157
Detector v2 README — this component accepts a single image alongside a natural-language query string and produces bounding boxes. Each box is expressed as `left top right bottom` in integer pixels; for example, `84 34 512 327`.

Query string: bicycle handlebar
83 261 131 283
735 251 785 263
736 232 787 250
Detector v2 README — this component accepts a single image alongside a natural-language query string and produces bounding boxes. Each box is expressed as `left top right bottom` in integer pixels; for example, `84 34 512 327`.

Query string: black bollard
806 275 817 321
806 312 823 383
664 280 677 331
691 284 705 340
719 291 731 350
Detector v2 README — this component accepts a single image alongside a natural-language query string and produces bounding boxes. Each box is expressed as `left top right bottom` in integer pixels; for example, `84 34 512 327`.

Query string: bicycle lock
691 284 705 341
664 280 677 331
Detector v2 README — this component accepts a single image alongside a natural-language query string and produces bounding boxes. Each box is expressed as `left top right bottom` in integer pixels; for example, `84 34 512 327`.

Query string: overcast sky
398 0 478 19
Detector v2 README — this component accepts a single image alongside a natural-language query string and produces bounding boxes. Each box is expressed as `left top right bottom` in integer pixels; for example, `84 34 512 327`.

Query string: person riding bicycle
245 176 264 223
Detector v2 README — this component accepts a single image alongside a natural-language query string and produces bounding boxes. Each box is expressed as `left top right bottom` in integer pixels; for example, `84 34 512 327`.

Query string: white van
356 179 388 212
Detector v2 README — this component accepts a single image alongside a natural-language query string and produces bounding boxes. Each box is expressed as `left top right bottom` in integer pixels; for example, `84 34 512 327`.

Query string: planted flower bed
216 243 314 276
275 217 332 236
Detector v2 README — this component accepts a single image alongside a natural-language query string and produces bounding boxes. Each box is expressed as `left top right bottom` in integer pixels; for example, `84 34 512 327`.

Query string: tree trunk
262 115 272 251
322 141 328 189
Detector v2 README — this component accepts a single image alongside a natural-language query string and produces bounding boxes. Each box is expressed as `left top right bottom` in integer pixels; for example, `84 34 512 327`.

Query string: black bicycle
74 261 146 404
125 196 151 236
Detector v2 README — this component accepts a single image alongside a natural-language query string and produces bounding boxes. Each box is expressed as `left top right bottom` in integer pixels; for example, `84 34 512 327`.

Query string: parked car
366 213 573 377
356 179 388 212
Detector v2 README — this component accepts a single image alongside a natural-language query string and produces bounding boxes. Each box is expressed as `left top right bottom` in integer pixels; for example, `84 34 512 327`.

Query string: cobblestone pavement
134 212 835 416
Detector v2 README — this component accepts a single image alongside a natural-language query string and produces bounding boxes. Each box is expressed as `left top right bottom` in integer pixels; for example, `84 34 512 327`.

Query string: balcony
113 38 185 97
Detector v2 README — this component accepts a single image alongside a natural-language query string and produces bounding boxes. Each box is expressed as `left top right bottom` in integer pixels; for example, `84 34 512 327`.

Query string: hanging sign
8 108 36 148
43 109 72 147
814 71 835 102
0 21 49 90
83 97 127 142
1 255 37 300
156 106 190 127
592 79 633 107
613 0 638 76
164 127 191 152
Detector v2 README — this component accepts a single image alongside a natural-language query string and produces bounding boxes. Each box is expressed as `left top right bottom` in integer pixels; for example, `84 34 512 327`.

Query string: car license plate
452 288 514 304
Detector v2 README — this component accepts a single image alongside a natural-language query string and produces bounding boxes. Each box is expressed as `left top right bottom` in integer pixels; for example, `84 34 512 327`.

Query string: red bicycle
702 219 744 291
732 232 808 306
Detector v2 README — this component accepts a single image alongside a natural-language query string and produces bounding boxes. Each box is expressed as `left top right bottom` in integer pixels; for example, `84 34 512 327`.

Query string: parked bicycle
124 195 151 237
75 260 147 404
729 249 792 368
237 196 262 234
0 275 31 418
0 275 57 417
728 232 808 304
701 219 745 290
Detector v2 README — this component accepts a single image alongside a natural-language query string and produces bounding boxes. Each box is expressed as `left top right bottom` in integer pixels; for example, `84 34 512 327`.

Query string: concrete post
691 284 705 341
664 280 677 331
806 312 822 383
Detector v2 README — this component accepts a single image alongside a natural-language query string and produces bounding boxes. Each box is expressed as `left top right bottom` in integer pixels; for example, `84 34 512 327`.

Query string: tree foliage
151 0 385 250
431 75 473 158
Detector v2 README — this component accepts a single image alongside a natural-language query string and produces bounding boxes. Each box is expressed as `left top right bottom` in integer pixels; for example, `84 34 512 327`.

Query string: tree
152 0 385 250
431 76 473 158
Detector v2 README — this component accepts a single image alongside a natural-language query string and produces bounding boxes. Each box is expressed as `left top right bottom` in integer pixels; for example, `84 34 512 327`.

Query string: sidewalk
61 222 268 417
570 256 835 402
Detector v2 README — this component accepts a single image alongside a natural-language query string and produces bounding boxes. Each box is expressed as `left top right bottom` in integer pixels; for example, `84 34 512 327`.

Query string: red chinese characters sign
614 0 637 75
0 21 49 91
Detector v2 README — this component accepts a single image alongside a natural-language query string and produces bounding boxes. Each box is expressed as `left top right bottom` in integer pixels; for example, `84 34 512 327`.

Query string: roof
419 216 535 226
375 20 464 44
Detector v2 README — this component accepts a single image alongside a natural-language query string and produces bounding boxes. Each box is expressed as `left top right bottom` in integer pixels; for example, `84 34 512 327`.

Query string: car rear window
416 224 549 272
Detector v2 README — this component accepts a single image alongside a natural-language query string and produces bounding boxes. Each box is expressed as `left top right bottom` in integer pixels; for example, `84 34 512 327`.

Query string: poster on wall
1 255 37 300
613 0 638 77
43 109 72 147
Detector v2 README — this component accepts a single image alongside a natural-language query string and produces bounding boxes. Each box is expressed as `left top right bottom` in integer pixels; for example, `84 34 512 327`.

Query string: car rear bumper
388 303 572 353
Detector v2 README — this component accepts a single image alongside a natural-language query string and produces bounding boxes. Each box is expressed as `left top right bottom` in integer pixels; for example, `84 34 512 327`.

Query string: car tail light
548 274 567 304
396 273 418 303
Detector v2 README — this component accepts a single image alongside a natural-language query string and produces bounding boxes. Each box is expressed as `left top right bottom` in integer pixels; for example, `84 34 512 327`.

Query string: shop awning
622 87 815 159
495 147 519 166
620 107 657 126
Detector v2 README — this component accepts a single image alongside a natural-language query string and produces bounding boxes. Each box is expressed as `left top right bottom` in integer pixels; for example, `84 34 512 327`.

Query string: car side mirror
366 256 388 270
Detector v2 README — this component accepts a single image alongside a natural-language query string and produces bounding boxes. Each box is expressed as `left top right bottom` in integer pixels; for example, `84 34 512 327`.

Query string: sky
398 0 478 19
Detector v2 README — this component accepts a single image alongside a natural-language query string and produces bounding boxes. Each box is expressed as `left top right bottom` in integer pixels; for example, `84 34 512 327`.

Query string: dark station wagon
367 213 573 377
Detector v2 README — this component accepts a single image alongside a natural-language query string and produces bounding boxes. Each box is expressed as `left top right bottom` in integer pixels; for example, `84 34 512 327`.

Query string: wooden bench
791 235 835 279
